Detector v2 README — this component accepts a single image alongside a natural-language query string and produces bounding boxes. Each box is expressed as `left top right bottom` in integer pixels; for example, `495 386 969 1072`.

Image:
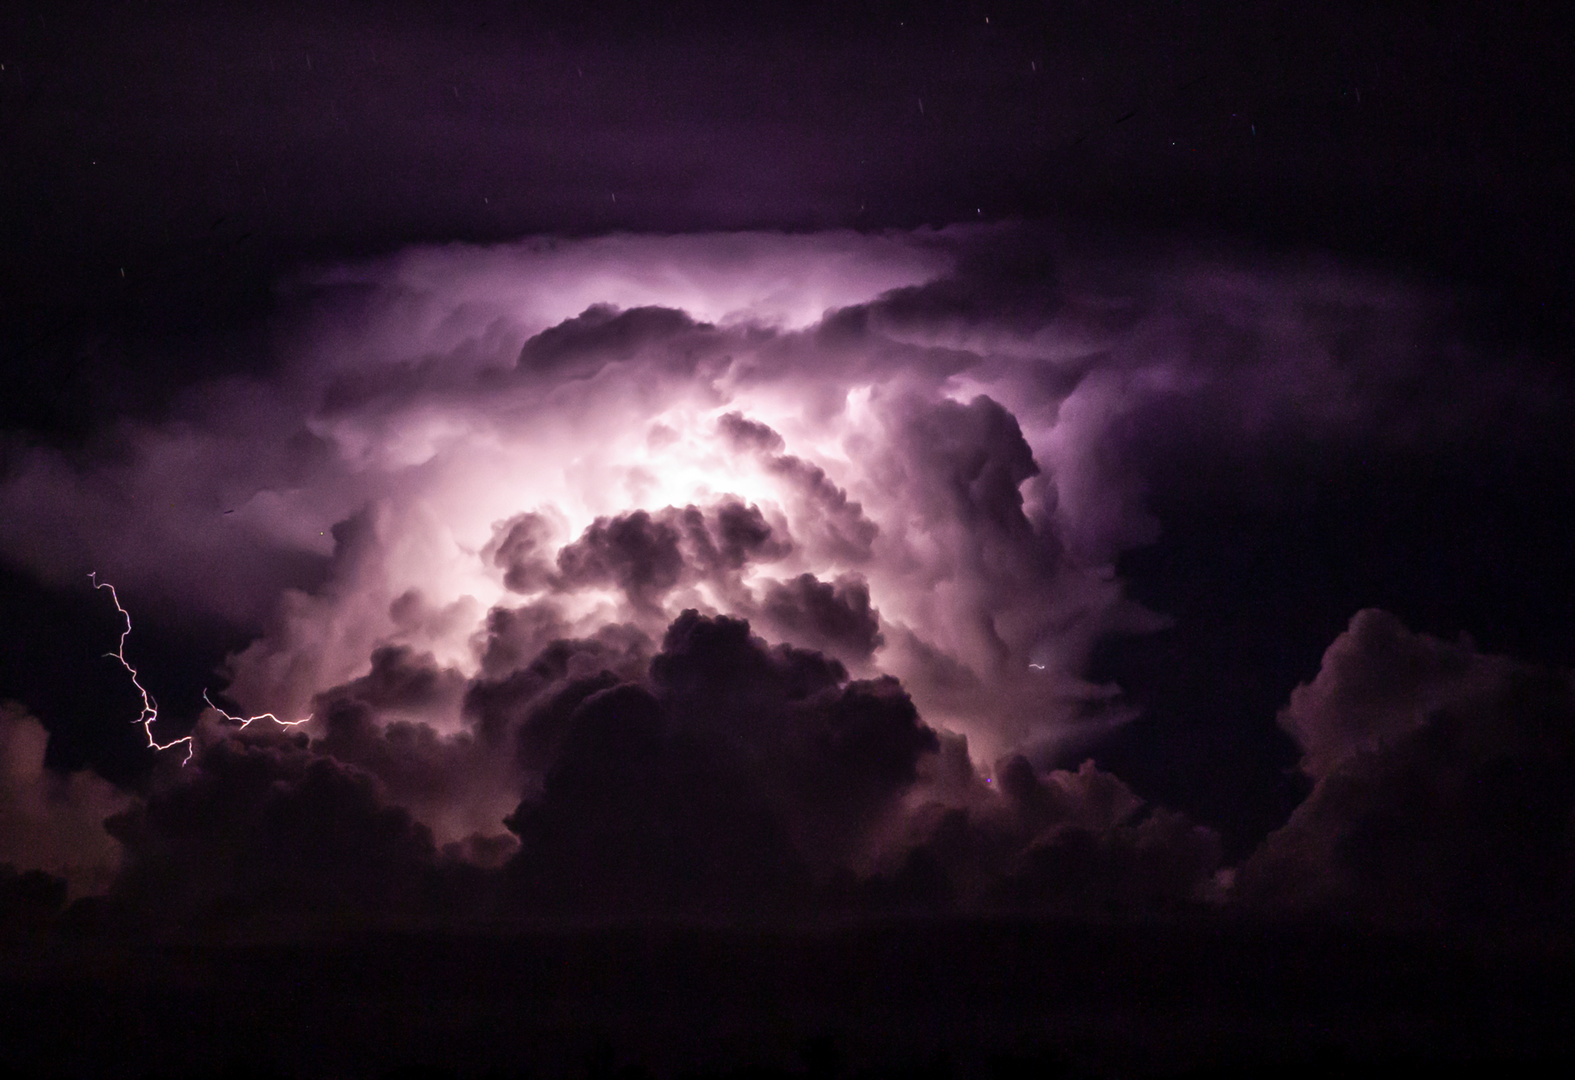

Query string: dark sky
2 4 1575 1075
6 1 1572 398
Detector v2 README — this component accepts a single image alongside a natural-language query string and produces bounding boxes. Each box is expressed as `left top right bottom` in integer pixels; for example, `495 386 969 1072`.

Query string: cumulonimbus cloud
3 224 1563 928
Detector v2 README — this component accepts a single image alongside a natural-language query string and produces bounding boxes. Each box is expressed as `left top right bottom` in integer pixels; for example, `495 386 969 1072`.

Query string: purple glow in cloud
2 224 1553 921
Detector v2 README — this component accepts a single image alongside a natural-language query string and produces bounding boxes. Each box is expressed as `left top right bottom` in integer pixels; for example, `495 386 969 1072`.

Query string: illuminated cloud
4 223 1550 930
0 229 1471 740
0 228 1151 756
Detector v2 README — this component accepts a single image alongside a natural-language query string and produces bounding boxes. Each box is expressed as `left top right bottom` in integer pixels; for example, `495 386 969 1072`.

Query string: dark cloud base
52 607 1217 935
4 603 1573 1076
2 919 1572 1079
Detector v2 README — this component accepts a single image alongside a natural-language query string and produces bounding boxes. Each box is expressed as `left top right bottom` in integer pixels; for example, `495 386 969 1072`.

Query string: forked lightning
92 573 309 765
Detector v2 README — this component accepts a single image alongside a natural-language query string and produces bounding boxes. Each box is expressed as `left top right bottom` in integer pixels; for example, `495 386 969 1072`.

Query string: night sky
3 3 1574 1078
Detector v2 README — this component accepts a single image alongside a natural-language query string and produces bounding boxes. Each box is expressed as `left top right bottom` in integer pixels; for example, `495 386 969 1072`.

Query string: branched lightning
92 573 310 766
92 573 195 764
201 689 311 731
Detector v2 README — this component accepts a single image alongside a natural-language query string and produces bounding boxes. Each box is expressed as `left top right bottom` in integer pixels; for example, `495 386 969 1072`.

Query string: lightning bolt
92 574 310 766
201 689 311 731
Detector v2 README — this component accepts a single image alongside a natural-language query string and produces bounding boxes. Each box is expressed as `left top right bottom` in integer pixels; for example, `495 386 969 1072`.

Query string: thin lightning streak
92 573 194 765
91 574 310 766
201 689 311 731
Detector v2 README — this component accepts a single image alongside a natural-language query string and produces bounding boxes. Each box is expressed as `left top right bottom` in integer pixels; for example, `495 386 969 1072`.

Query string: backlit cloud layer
3 224 1568 929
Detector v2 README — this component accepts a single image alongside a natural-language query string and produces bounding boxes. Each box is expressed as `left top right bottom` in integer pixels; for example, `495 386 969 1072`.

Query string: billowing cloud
0 224 1554 931
0 228 1497 739
104 731 488 932
1237 610 1575 926
73 602 1227 927
553 499 791 612
759 573 883 661
497 609 1221 920
305 644 513 844
864 753 1224 917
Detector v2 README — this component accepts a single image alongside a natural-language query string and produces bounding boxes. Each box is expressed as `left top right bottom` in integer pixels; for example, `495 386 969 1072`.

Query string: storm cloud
0 224 1568 935
1237 610 1575 927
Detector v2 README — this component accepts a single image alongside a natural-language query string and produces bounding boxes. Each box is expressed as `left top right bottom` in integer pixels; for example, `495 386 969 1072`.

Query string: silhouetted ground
2 916 1570 1079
